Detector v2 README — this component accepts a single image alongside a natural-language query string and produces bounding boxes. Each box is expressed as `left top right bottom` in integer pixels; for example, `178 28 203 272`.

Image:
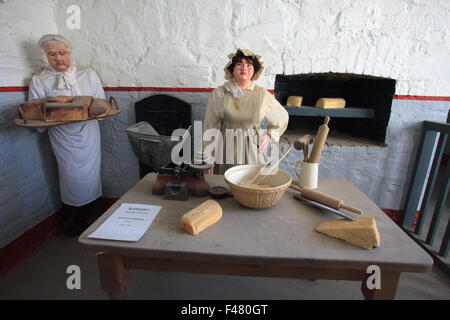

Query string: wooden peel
308 117 330 163
289 184 363 214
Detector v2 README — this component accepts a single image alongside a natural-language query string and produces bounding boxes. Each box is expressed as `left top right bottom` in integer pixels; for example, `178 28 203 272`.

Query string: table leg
96 253 130 300
361 270 400 300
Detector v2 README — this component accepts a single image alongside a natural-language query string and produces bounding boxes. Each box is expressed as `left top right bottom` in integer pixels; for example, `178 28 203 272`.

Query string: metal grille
403 111 450 275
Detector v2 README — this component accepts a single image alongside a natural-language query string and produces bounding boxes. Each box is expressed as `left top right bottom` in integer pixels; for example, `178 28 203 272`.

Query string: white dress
28 65 105 206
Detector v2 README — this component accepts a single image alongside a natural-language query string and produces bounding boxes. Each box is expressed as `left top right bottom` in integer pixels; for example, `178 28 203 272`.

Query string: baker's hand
258 134 271 153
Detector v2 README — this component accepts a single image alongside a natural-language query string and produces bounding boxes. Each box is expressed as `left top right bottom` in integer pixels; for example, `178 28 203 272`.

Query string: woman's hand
258 134 271 153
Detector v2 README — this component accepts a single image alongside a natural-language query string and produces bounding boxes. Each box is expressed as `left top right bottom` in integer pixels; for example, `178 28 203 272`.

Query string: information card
88 203 161 242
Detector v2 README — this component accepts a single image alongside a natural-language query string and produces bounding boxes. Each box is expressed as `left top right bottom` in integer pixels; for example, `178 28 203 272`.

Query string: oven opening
134 94 192 177
274 72 396 147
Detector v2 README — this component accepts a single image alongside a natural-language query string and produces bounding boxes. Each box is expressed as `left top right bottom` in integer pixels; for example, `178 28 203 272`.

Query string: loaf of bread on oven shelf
181 200 223 235
287 96 303 107
315 98 346 109
316 217 380 250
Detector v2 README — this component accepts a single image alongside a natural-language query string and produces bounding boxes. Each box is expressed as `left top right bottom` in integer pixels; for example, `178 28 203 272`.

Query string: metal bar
402 128 438 228
414 132 448 235
403 226 450 276
438 215 450 258
423 120 450 135
425 162 450 246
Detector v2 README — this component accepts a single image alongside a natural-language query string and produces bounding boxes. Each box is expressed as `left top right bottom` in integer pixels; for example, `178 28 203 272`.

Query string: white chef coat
28 65 105 206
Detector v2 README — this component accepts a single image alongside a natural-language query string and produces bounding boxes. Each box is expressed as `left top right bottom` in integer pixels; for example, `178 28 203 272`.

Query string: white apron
28 65 106 206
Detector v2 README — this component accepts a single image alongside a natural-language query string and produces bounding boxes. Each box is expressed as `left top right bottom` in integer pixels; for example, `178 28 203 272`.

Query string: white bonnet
224 48 264 81
38 34 73 51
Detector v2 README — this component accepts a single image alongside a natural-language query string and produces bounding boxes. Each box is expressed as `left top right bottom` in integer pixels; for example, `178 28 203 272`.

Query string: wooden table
79 174 433 299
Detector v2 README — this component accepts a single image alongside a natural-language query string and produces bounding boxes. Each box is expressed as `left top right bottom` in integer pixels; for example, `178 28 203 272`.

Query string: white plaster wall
0 0 58 86
22 0 450 96
0 0 61 247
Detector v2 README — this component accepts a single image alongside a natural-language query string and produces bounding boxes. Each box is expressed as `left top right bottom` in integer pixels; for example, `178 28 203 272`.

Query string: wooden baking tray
14 96 122 128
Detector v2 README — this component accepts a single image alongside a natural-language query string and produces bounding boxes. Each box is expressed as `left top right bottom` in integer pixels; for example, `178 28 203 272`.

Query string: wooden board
14 105 122 128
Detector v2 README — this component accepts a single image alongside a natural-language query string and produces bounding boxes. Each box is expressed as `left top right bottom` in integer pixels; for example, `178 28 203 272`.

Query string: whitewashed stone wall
0 0 58 86
54 0 449 96
0 1 60 247
0 0 449 247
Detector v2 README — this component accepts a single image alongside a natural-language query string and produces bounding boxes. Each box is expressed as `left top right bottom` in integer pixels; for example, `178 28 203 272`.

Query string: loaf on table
181 200 223 235
315 98 346 109
316 217 380 250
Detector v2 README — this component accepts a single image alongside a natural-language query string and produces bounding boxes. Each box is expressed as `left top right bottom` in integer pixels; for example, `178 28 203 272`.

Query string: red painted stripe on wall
0 86 29 92
1 86 449 101
103 86 214 93
393 95 450 101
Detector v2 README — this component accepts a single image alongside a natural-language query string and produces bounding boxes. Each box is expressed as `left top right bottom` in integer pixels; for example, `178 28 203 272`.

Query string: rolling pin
289 184 363 214
293 134 313 162
308 116 330 163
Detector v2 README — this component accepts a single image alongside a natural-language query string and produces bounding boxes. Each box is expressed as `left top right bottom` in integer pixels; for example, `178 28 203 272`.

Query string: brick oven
274 73 396 144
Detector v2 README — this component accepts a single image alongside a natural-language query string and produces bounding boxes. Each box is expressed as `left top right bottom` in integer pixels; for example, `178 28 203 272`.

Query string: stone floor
0 233 448 300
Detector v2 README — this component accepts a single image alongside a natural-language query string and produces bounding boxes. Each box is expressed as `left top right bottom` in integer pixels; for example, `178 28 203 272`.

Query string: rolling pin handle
340 204 363 215
289 184 302 193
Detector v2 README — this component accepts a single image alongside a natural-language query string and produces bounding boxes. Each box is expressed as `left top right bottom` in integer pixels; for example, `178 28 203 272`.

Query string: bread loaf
316 217 380 250
287 96 303 107
43 96 93 122
72 96 93 109
89 98 111 118
181 200 222 235
47 96 74 103
315 98 345 109
43 103 88 122
19 99 46 120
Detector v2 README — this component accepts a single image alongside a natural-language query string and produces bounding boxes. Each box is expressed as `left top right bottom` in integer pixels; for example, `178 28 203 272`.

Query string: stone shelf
284 106 375 118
